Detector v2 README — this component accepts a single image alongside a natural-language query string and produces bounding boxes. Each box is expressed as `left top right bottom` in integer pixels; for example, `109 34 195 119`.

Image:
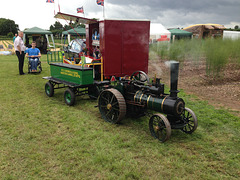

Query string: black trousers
16 51 25 75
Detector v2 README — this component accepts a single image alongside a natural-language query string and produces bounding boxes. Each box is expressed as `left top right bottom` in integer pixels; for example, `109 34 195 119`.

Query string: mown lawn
0 55 239 179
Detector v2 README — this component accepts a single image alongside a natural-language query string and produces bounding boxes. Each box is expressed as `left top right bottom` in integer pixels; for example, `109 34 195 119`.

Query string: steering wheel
122 75 130 80
130 71 150 84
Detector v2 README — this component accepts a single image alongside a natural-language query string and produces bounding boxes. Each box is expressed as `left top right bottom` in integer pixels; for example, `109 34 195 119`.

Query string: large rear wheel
98 89 126 123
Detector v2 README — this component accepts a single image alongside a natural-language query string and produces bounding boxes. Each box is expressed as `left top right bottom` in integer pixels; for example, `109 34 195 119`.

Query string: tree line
50 21 85 37
0 18 85 38
0 18 19 37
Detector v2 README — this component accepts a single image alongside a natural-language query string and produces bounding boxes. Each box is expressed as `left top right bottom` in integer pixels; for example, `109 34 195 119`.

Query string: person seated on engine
25 41 41 72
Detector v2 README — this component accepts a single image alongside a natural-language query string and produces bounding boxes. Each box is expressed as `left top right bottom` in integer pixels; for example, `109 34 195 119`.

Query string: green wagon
43 63 109 105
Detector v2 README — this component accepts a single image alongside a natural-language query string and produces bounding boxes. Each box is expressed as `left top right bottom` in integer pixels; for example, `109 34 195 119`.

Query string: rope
55 16 88 53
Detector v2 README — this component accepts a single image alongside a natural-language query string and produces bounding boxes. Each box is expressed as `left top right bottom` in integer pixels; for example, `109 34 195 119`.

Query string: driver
25 41 41 72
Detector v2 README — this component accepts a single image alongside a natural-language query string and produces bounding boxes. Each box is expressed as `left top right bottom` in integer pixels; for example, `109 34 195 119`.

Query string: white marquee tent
150 23 171 43
223 31 240 40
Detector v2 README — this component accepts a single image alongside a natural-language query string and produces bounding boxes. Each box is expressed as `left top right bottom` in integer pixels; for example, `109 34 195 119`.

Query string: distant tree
49 20 85 38
64 22 85 30
234 25 239 30
0 18 18 35
49 21 64 38
64 24 72 31
7 32 14 38
50 21 63 31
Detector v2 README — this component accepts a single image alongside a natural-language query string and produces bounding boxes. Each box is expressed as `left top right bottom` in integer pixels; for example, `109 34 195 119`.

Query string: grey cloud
105 0 240 28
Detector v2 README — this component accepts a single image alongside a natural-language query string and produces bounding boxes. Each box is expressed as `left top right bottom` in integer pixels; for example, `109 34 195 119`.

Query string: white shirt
14 36 25 52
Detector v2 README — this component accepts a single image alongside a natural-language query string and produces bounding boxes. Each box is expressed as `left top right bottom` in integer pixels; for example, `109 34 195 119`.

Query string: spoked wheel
149 113 171 142
64 88 76 106
98 89 126 123
130 71 150 84
38 66 42 73
181 107 198 134
28 63 31 74
45 81 54 97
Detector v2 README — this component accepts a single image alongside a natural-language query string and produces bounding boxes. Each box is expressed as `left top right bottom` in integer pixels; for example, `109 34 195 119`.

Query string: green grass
0 55 239 179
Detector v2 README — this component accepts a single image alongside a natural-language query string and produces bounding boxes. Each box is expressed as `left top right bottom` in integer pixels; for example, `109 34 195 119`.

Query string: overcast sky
0 0 239 30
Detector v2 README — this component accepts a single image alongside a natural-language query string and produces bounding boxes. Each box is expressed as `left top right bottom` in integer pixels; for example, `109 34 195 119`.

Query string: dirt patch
148 54 240 116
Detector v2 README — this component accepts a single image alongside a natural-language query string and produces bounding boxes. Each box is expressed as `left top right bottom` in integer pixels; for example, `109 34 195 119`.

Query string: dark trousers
16 51 25 75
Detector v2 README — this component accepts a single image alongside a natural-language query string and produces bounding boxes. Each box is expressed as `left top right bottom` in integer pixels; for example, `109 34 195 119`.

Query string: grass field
0 55 239 179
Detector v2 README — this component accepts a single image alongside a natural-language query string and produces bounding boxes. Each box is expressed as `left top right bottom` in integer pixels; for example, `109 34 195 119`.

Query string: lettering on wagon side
60 69 81 78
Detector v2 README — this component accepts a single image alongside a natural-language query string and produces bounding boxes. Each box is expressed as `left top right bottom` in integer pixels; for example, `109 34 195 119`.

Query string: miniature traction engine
98 61 198 142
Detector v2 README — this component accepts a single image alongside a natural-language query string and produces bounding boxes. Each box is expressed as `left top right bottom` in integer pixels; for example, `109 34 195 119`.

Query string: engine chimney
169 61 180 98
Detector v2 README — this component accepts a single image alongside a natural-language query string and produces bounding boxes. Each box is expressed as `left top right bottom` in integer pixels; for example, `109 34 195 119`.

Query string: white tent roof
150 23 170 35
223 31 240 40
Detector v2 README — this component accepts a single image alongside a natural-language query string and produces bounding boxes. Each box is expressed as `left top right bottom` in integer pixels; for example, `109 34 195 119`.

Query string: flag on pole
46 0 54 3
77 6 84 14
96 0 104 6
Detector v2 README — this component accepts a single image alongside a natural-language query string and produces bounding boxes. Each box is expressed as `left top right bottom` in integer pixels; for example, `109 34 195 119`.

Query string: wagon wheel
98 89 126 123
45 81 54 97
64 88 76 106
181 107 198 134
149 113 171 142
130 71 150 84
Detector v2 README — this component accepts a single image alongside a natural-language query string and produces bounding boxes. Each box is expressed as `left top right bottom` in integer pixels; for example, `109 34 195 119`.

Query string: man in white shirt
14 31 26 75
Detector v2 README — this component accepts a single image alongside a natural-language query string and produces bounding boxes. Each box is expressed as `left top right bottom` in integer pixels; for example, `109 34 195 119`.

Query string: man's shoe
20 73 26 75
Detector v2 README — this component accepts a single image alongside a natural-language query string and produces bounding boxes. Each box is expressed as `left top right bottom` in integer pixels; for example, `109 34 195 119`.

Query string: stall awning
54 12 98 24
24 27 52 35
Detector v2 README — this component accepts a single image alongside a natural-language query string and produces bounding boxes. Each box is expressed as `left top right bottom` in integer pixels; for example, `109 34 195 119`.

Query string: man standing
13 33 17 43
14 31 26 75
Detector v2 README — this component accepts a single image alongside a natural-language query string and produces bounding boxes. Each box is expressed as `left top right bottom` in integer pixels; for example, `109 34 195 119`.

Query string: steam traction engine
98 61 198 142
45 13 197 142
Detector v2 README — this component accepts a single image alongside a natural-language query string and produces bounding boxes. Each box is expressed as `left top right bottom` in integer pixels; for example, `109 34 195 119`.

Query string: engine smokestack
169 61 180 98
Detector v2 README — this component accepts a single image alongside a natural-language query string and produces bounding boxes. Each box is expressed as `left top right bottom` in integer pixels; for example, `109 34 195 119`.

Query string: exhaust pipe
169 61 180 98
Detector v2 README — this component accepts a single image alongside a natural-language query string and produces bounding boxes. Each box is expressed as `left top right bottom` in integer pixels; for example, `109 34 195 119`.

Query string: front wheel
181 107 198 134
149 113 171 142
64 88 76 106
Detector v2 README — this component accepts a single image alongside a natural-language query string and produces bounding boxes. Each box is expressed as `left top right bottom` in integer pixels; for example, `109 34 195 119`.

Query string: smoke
164 60 179 68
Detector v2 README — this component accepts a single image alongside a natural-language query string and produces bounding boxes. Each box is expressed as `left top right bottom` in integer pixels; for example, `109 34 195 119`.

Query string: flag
46 0 54 3
77 6 84 14
96 0 104 6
